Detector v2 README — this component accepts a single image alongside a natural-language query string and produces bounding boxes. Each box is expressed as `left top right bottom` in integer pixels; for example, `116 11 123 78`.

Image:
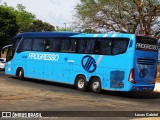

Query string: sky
2 0 79 27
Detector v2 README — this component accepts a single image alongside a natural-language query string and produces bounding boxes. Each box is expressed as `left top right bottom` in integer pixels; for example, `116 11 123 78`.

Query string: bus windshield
136 36 158 52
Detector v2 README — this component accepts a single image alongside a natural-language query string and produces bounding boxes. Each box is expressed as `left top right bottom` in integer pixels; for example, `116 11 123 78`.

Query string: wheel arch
89 76 102 86
74 74 87 85
16 67 24 76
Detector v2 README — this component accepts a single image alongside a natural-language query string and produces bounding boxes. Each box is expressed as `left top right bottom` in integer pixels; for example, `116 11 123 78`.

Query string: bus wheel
75 75 87 92
90 77 102 93
18 68 24 80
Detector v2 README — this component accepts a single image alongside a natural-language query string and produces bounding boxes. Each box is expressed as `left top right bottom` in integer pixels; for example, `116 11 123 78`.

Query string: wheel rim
92 81 100 91
78 79 85 89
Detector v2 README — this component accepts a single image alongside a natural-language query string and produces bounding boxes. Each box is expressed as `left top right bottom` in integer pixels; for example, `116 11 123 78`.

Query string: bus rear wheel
18 68 24 80
75 75 87 92
90 77 102 93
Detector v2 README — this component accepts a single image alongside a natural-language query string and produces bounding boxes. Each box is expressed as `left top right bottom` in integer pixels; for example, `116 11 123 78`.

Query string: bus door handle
67 60 75 63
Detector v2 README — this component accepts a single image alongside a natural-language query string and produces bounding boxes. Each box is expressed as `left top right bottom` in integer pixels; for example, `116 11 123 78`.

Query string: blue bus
5 32 158 93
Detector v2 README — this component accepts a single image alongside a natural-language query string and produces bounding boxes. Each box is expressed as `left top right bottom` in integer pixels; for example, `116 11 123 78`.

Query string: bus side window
13 38 21 53
112 38 129 55
69 39 77 53
17 38 32 52
94 39 101 54
60 39 70 52
49 38 61 52
100 39 112 55
85 39 95 54
44 39 50 52
78 39 86 53
32 39 45 51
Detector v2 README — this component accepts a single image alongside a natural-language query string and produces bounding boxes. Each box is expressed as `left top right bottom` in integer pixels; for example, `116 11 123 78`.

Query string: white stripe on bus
103 34 108 37
111 34 117 37
94 34 98 37
96 55 103 65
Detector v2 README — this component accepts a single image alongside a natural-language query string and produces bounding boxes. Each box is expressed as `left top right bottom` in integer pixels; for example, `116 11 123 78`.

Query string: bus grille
137 58 156 65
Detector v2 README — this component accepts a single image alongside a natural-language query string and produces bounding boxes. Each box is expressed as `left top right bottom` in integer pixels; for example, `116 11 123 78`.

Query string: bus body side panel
100 53 134 91
5 52 27 76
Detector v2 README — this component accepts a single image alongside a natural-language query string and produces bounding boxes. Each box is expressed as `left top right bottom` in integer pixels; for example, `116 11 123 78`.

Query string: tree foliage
0 5 18 49
15 4 35 32
74 0 160 35
29 19 55 32
0 3 56 49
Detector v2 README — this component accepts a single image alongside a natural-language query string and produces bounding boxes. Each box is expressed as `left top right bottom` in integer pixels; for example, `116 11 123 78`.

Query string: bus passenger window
85 39 95 54
60 39 70 52
69 39 77 53
78 39 86 53
44 39 50 52
13 38 21 53
100 40 112 55
18 39 32 52
112 39 129 55
17 39 32 52
94 40 101 54
32 39 45 51
50 39 61 52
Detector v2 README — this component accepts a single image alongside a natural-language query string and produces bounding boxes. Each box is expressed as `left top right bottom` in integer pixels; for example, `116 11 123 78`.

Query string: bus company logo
81 55 96 73
29 53 59 61
139 68 148 78
136 43 158 51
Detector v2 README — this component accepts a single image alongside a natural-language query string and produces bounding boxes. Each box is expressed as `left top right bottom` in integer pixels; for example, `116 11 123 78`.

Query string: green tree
0 6 18 49
15 4 35 32
29 19 55 32
74 0 160 35
0 3 35 33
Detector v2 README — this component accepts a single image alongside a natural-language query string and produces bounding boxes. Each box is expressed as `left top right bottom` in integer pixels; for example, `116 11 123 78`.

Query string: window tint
44 39 50 52
60 39 70 52
13 38 21 52
17 38 32 52
32 38 45 51
112 39 129 55
94 40 101 54
85 39 95 54
69 39 77 52
50 39 61 52
23 39 32 51
78 39 86 53
100 39 112 55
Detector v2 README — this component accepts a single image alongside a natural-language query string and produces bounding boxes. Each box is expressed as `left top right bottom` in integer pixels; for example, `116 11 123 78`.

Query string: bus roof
13 32 80 39
13 32 136 39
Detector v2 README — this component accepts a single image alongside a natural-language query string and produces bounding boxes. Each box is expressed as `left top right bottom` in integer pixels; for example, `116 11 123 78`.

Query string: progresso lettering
28 53 59 61
136 43 158 51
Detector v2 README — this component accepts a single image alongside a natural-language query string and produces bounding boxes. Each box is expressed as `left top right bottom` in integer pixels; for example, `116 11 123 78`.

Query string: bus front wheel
75 75 87 92
90 77 102 93
18 68 24 80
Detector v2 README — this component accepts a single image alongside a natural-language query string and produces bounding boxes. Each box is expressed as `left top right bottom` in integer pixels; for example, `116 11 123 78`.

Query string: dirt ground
0 71 160 120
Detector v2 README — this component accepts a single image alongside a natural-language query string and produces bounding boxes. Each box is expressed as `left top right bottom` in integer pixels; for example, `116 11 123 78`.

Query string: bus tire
90 77 102 93
75 75 87 92
18 68 24 80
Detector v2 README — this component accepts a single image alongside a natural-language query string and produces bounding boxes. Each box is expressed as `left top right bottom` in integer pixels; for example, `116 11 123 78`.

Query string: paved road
0 71 160 120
